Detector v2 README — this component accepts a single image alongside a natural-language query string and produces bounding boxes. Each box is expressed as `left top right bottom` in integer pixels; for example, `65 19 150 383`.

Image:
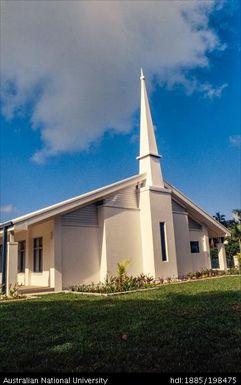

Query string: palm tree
116 259 130 282
213 212 227 226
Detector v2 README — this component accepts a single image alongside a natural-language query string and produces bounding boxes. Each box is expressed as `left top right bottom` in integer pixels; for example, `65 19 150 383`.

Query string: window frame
190 241 200 254
18 240 26 273
160 222 168 262
33 237 43 273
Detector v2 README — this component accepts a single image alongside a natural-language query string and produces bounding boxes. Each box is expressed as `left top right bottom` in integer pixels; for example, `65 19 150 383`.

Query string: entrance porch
1 218 62 295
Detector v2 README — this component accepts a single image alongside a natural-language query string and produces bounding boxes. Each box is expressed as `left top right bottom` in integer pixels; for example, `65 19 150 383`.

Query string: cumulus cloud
1 0 227 162
160 71 228 99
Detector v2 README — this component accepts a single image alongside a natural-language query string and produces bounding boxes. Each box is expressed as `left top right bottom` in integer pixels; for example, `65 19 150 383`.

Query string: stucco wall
62 226 100 287
173 212 193 276
189 229 210 271
28 221 53 286
0 222 53 287
148 189 178 278
173 213 211 275
102 207 143 277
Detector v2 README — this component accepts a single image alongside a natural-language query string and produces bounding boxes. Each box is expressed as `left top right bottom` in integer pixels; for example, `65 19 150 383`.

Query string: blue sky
1 0 240 222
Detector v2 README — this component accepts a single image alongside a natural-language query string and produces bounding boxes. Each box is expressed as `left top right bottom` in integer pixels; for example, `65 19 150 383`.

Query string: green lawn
0 276 241 373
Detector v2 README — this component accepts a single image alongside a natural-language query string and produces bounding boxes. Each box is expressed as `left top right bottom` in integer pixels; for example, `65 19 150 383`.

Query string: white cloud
1 0 227 162
229 135 241 147
160 72 228 99
202 83 228 99
0 204 17 214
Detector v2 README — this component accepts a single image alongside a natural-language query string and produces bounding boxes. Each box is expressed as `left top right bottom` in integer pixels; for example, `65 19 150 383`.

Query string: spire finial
140 68 145 80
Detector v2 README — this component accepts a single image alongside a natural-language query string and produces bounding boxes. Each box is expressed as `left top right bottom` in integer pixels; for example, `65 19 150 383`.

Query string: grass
0 276 240 373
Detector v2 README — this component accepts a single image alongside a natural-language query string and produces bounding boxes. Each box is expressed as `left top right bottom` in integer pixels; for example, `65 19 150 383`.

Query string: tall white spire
137 69 164 187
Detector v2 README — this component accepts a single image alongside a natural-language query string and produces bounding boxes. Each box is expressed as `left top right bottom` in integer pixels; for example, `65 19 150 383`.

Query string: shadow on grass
0 279 241 373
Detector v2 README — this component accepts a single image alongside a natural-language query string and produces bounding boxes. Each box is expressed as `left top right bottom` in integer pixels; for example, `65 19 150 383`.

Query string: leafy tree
212 209 241 267
225 219 235 227
232 209 241 223
230 223 241 252
213 212 227 226
225 209 241 265
225 235 240 262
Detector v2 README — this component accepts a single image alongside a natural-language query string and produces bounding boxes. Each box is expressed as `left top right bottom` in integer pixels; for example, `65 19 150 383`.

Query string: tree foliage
232 209 241 223
213 212 227 226
212 209 241 266
225 210 241 263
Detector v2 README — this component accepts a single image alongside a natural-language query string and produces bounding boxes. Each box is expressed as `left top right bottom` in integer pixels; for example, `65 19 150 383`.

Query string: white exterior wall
173 212 193 276
139 188 156 277
29 221 53 286
189 229 210 271
57 187 143 288
62 226 100 287
0 181 225 291
7 222 53 287
139 187 178 279
101 207 143 277
202 225 212 270
150 190 178 278
51 217 63 291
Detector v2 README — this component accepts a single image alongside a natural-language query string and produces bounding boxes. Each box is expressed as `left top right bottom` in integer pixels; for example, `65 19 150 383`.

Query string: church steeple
137 69 164 187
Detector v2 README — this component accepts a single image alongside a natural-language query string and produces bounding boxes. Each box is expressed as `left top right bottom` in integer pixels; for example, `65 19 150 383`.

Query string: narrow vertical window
18 241 26 273
160 222 167 261
33 237 43 272
0 244 2 273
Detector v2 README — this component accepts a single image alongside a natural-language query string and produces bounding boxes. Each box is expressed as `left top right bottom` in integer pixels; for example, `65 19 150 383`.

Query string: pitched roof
3 174 145 229
1 173 229 237
165 181 230 237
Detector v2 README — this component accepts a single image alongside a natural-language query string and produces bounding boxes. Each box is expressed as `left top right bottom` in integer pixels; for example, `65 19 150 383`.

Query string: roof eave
165 181 231 237
1 174 146 229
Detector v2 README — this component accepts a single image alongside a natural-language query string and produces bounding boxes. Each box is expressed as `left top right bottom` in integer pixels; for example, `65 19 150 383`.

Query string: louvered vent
172 200 187 213
104 187 138 209
188 217 202 230
61 204 98 227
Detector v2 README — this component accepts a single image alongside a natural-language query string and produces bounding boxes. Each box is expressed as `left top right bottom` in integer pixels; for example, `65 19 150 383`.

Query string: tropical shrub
185 269 227 280
70 259 240 294
0 283 25 301
71 259 161 294
71 272 157 294
226 267 241 275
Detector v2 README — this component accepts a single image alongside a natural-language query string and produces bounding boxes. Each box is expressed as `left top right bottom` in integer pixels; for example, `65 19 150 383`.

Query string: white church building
0 71 230 293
